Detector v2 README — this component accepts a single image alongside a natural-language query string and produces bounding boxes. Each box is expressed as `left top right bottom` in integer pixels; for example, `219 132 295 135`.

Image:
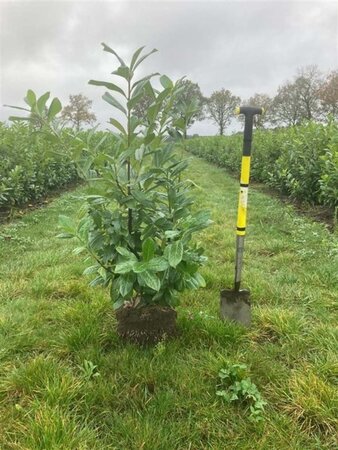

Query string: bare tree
61 94 97 131
207 89 240 135
270 82 303 126
294 65 322 120
270 66 323 126
318 70 338 118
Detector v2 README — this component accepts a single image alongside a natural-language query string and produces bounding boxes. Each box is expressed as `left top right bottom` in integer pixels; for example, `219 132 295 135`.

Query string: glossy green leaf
24 89 36 107
8 116 31 122
102 92 127 115
165 241 183 268
133 48 158 71
115 259 136 274
142 237 155 261
160 75 173 89
131 73 160 91
137 270 160 291
112 66 131 80
37 92 50 114
48 97 62 119
109 118 127 135
58 215 76 234
88 79 126 97
119 272 135 297
147 257 169 272
101 42 126 66
130 46 146 70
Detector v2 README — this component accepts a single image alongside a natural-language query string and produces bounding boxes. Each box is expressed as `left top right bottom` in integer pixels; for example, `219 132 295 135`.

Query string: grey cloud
1 0 337 135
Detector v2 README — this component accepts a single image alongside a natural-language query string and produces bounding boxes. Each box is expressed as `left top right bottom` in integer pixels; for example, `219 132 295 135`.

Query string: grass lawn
0 155 337 449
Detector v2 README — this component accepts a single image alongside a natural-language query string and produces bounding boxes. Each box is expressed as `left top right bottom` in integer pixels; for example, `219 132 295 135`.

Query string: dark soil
115 305 177 345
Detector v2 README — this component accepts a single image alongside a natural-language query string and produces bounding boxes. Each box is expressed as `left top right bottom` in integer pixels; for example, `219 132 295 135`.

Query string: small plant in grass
216 363 266 422
79 360 100 381
59 44 211 344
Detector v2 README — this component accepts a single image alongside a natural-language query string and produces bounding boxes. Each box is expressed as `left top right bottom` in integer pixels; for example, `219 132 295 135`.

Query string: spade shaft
220 106 263 326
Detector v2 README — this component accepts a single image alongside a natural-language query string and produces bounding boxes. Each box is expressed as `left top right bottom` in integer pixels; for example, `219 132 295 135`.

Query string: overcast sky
0 0 337 135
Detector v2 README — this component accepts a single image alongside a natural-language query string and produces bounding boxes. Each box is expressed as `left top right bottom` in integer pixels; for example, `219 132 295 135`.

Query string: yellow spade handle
236 156 251 236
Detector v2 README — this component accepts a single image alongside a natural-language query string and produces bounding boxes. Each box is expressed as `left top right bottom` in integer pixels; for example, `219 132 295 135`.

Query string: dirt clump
115 305 177 345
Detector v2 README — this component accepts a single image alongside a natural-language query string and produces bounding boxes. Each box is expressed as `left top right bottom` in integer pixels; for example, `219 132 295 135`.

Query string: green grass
0 155 337 449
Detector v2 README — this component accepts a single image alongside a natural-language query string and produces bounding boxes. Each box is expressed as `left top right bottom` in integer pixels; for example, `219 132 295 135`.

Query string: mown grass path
0 155 337 449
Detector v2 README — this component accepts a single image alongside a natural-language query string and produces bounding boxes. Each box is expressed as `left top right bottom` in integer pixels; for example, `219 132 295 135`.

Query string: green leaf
147 257 169 272
83 265 99 275
9 116 31 122
37 92 50 114
48 97 62 119
102 92 127 115
101 42 126 66
112 66 131 80
115 260 136 274
88 79 126 97
142 237 155 261
130 46 146 70
58 215 76 234
24 89 36 107
144 133 155 145
133 261 149 273
133 48 158 71
56 232 74 239
119 273 135 297
137 271 160 291
147 104 159 123
128 91 144 111
116 247 137 260
160 75 173 89
131 73 160 91
109 118 127 135
144 81 156 100
193 272 206 288
135 145 145 161
165 241 183 268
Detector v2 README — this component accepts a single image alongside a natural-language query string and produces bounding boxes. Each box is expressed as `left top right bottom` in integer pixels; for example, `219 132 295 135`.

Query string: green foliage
0 121 78 210
0 156 337 449
216 364 266 422
185 120 338 208
60 45 211 309
78 360 100 381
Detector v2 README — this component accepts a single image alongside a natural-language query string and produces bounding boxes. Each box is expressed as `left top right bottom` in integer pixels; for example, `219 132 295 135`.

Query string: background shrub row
0 122 80 210
185 120 338 208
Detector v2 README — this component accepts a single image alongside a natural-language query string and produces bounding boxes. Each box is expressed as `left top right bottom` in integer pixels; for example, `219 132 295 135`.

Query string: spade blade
220 289 251 327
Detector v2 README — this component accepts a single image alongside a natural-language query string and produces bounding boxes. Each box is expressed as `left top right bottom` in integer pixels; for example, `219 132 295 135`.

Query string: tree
270 66 322 126
318 70 338 118
238 93 273 128
132 79 205 138
207 89 240 135
294 65 322 120
270 82 303 126
172 79 205 137
61 94 96 131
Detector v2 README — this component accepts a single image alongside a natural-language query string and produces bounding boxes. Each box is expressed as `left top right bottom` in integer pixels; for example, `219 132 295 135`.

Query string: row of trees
60 66 337 135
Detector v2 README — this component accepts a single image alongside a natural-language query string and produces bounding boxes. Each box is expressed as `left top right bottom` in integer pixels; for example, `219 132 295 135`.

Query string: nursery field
185 120 338 210
0 155 337 449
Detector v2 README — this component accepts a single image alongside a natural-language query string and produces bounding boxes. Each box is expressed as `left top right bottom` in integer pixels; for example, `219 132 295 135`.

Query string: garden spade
220 106 263 327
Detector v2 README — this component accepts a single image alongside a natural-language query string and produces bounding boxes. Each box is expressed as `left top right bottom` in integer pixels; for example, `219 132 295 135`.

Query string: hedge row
185 120 338 208
0 122 79 210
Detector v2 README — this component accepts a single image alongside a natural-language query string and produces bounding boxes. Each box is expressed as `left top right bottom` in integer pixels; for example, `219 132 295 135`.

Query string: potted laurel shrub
60 44 211 344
